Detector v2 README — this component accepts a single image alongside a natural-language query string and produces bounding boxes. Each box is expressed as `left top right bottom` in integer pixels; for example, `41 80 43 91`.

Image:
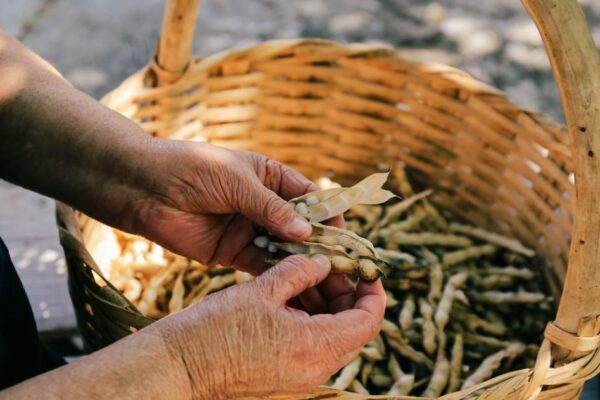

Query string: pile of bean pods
99 234 246 319
102 169 553 396
322 169 553 396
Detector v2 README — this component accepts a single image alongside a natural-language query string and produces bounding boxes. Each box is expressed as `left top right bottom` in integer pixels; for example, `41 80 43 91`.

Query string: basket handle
154 0 201 84
522 0 600 361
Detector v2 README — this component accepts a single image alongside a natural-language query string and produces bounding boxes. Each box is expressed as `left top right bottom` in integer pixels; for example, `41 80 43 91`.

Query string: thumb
237 181 312 242
254 255 331 304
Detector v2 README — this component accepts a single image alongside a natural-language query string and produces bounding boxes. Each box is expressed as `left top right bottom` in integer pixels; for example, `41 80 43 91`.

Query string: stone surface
0 0 43 37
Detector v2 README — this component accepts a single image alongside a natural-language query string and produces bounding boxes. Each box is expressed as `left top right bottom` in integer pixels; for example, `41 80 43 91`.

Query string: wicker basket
55 0 600 398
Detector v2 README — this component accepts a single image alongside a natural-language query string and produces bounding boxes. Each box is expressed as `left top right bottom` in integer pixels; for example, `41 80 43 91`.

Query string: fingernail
288 216 311 238
311 255 330 269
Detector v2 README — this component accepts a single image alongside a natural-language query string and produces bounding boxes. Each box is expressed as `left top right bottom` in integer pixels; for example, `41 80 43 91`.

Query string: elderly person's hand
120 140 320 274
0 31 387 400
110 139 351 314
3 255 386 400
158 255 386 399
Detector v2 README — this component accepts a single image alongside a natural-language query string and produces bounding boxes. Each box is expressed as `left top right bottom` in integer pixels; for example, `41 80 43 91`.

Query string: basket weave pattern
55 0 600 399
108 39 573 275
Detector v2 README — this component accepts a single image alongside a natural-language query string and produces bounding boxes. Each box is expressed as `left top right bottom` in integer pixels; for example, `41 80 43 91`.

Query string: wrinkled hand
156 255 386 399
127 140 331 274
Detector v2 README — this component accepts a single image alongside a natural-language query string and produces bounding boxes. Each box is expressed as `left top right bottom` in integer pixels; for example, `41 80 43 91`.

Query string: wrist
81 133 166 233
152 307 228 400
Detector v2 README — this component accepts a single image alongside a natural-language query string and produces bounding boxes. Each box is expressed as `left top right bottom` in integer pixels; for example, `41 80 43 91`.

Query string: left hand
120 140 337 276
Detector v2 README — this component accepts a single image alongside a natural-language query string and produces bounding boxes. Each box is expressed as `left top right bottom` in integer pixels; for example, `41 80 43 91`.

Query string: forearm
0 324 192 400
0 31 156 227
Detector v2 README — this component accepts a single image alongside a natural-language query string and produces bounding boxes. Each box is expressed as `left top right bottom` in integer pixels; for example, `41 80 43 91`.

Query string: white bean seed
295 202 309 215
305 195 319 206
253 236 269 249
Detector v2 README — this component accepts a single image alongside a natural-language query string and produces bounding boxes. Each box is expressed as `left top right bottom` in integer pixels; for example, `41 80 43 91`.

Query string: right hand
155 255 386 399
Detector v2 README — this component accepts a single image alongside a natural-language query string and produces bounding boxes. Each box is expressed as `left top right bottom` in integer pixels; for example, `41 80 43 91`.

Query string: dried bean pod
388 232 472 247
422 356 450 397
310 222 378 256
419 298 437 355
449 223 535 257
388 354 402 380
272 243 384 281
442 245 496 267
234 270 253 284
357 258 386 282
454 290 470 305
185 273 236 306
290 188 344 204
447 334 464 393
138 262 182 315
167 268 186 313
372 334 386 355
344 219 366 236
469 291 547 305
420 247 440 264
461 343 526 389
387 374 415 396
360 361 374 385
428 263 443 303
386 291 400 308
370 371 393 388
376 248 415 267
347 204 381 229
381 320 433 368
463 333 512 349
360 346 385 362
421 200 449 231
478 275 515 290
391 162 415 196
331 356 362 390
368 189 433 240
434 272 468 332
182 274 210 307
305 172 395 222
383 279 429 292
452 306 508 336
349 379 369 395
387 357 414 396
271 241 347 257
481 266 535 279
399 295 416 330
378 208 427 236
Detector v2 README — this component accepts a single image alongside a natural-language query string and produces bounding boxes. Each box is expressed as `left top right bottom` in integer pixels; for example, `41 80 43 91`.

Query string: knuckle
263 158 284 191
262 194 291 225
281 254 310 269
281 256 314 287
252 275 278 301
